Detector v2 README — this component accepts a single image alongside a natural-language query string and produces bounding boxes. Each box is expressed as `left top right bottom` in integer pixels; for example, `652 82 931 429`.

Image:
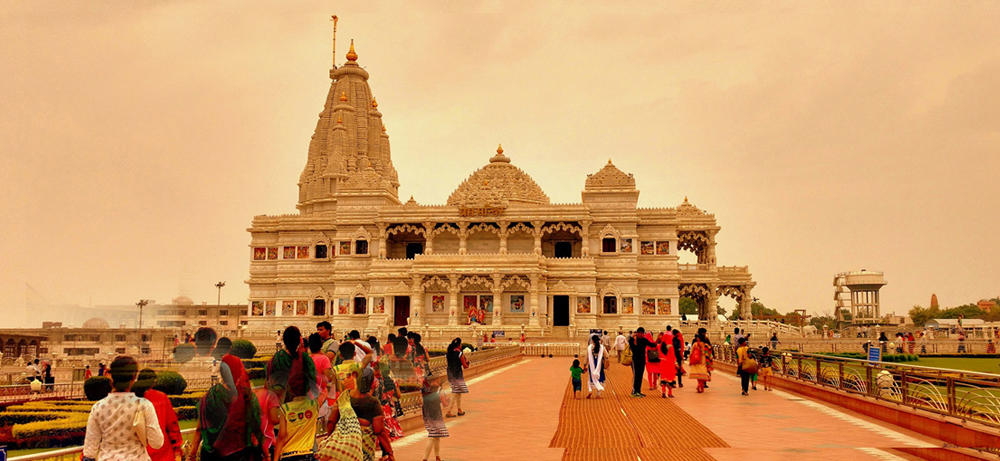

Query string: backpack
646 347 660 363
621 345 633 366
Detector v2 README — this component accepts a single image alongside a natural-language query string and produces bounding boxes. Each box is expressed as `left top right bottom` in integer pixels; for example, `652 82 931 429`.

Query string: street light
215 282 226 331
136 299 149 356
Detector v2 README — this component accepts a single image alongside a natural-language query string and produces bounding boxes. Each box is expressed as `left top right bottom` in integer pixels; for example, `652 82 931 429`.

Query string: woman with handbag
82 356 164 461
688 334 712 393
444 338 469 418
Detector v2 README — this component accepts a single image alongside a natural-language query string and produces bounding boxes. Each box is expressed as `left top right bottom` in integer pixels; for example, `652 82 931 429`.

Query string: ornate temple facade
245 40 755 336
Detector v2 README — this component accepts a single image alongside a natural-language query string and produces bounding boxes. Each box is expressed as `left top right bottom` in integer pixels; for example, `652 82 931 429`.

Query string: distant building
930 294 939 309
978 299 998 311
834 270 888 325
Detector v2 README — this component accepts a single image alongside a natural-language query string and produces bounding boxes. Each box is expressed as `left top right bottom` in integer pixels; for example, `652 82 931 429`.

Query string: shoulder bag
133 399 148 447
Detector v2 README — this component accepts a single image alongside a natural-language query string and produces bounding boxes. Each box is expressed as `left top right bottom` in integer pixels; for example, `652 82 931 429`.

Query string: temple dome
82 318 109 329
585 159 636 190
447 145 550 208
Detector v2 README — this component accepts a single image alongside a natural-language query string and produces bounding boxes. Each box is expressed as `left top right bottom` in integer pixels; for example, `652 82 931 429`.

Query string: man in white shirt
614 331 628 362
348 330 371 365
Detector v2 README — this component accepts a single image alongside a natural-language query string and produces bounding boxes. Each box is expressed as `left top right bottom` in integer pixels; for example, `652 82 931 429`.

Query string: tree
908 305 939 327
809 310 837 330
717 305 728 317
679 297 698 315
730 301 780 320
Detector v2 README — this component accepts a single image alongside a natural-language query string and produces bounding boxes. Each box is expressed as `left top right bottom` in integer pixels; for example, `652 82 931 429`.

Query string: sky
2 1 999 327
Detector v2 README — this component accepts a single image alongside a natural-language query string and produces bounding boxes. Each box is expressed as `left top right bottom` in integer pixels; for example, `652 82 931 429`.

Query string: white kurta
586 344 605 392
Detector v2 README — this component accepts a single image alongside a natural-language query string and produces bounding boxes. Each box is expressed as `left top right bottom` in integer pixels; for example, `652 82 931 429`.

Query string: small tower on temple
930 294 939 309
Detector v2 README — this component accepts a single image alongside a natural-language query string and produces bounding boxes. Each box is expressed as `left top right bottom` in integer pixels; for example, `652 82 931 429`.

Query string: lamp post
136 299 149 355
215 282 226 331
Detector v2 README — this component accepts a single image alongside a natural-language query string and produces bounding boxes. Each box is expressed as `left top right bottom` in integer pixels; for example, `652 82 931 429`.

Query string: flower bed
0 404 90 449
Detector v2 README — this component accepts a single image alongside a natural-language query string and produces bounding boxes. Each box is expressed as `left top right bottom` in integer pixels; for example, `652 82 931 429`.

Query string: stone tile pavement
387 357 956 460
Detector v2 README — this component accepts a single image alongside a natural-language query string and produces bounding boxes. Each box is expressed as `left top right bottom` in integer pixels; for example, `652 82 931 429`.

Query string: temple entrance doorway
394 296 410 326
553 295 570 326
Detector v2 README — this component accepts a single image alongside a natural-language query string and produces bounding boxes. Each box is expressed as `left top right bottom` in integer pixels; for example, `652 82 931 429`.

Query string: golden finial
346 39 357 62
381 125 386 132
608 158 613 164
684 196 689 203
339 91 347 102
372 98 378 109
336 115 342 124
497 144 503 155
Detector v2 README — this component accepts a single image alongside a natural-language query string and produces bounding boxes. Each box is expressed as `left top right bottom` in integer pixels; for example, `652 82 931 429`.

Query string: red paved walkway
389 358 955 460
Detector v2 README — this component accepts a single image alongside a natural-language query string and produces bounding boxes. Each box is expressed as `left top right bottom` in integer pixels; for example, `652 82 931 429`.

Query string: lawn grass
913 357 1000 374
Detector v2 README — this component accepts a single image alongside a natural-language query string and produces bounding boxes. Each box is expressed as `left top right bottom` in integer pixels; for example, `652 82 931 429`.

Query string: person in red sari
688 332 713 393
187 330 264 461
134 368 183 461
651 333 677 398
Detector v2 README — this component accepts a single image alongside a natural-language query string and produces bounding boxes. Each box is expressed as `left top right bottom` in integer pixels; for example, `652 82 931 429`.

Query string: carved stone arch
310 287 332 300
310 231 333 247
549 280 577 294
505 222 535 237
386 281 412 295
599 224 621 240
386 223 426 237
431 223 460 237
599 282 622 299
717 285 744 303
421 275 450 291
459 275 495 290
350 283 368 298
541 222 582 235
352 226 373 242
467 222 502 236
502 275 531 291
679 283 712 320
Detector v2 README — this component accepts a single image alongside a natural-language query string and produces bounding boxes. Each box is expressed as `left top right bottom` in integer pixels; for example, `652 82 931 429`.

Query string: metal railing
759 338 999 355
713 346 1000 431
520 342 585 357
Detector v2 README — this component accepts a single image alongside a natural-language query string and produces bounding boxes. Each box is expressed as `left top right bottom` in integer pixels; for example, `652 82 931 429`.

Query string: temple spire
346 39 358 62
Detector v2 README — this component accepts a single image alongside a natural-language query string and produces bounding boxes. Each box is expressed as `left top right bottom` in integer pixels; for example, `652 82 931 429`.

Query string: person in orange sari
688 332 713 393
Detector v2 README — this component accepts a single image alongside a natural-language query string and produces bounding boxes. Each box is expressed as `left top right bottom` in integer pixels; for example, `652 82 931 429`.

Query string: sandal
457 410 466 416
445 413 456 418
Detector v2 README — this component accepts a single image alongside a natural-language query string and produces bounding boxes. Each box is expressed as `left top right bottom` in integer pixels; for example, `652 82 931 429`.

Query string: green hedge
169 391 206 407
175 405 197 420
883 353 919 362
230 339 258 359
11 412 88 439
154 370 188 395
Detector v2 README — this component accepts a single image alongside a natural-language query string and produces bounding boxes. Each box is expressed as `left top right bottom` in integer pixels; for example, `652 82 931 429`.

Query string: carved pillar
423 222 435 255
498 220 508 255
448 274 460 326
706 283 719 322
491 273 504 326
741 285 753 320
580 220 591 257
528 274 540 327
532 220 544 255
377 223 387 259
707 231 718 265
458 222 469 255
408 275 424 326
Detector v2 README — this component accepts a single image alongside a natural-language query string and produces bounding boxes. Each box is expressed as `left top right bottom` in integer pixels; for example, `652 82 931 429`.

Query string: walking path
390 358 955 460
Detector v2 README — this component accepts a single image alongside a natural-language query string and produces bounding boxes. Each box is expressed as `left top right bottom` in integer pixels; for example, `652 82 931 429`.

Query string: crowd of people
83 324 473 461
572 326 778 400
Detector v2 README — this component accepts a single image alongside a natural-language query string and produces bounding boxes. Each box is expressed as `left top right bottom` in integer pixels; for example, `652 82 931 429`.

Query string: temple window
554 242 572 258
355 240 369 255
315 244 328 259
602 238 617 253
603 296 618 314
354 297 367 314
313 299 326 316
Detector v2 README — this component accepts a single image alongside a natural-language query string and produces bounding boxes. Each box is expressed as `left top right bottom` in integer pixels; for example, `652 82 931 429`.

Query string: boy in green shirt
570 359 584 399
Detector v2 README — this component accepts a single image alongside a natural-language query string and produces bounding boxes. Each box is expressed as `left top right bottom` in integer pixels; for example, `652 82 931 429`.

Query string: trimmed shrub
230 339 257 359
174 343 196 363
169 391 206 408
242 359 269 369
175 405 197 420
247 368 266 380
11 412 88 439
84 376 113 401
154 371 188 395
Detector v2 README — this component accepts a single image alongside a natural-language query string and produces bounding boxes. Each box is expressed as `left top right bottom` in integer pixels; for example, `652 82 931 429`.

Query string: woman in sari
267 326 318 403
652 332 677 398
189 329 263 461
585 334 606 399
689 333 713 393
